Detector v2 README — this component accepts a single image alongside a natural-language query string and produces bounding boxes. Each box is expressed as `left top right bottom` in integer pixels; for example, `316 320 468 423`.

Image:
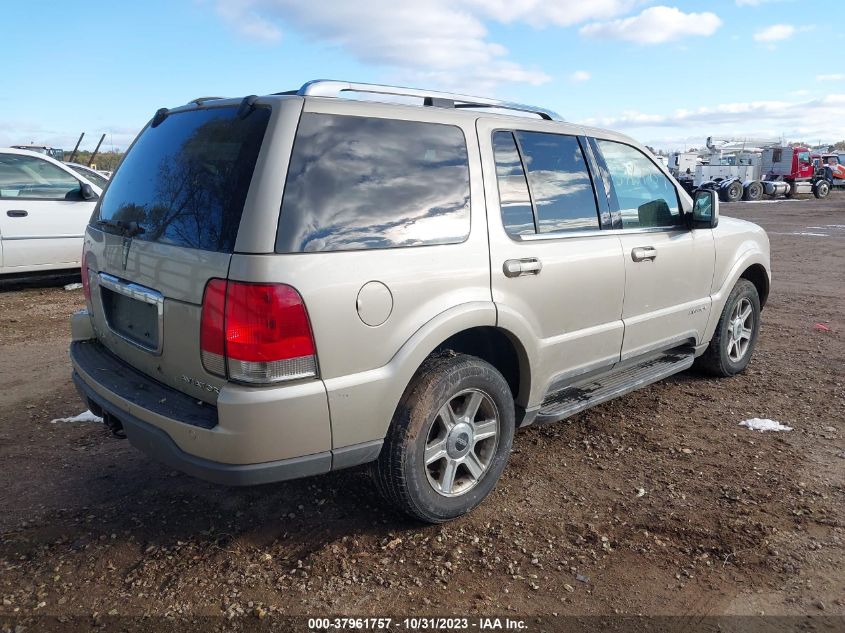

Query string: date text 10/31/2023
307 617 528 630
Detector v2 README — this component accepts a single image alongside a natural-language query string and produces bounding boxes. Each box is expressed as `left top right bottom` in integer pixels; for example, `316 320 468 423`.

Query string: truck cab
761 146 829 198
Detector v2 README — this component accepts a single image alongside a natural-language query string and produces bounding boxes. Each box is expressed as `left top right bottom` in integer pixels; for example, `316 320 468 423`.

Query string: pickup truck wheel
372 353 515 523
696 279 761 377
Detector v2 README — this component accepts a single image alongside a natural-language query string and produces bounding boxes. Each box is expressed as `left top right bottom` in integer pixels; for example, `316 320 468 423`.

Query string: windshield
95 105 270 253
67 164 109 189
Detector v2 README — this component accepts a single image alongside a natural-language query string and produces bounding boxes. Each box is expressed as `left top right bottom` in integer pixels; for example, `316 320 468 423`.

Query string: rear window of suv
95 105 270 253
276 113 470 253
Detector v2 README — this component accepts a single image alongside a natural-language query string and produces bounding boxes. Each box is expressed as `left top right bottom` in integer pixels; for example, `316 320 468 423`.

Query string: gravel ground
0 197 842 631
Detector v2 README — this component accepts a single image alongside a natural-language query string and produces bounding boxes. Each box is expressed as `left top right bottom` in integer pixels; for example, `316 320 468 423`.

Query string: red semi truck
759 146 831 199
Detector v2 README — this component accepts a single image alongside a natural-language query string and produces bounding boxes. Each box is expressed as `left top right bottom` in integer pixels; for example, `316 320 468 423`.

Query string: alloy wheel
424 389 500 497
727 297 754 363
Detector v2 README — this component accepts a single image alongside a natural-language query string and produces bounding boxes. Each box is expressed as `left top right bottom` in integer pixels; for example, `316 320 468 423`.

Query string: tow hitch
103 412 126 439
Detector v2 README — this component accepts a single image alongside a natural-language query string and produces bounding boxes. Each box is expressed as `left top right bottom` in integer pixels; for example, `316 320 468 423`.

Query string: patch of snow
51 410 103 424
64 282 84 291
740 199 807 204
769 232 829 237
739 418 793 432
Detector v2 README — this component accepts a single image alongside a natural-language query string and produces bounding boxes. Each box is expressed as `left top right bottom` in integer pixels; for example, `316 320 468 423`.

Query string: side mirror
692 189 719 229
80 182 99 201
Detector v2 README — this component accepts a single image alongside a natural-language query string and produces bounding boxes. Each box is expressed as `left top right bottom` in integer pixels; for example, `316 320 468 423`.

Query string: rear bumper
73 371 331 485
70 337 382 486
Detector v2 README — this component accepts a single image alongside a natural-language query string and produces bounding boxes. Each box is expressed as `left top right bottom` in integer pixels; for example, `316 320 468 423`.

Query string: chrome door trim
517 226 688 242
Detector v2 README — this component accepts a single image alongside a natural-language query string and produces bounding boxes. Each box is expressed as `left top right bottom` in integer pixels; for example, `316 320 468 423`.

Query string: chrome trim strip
517 226 688 242
298 79 563 121
97 273 164 354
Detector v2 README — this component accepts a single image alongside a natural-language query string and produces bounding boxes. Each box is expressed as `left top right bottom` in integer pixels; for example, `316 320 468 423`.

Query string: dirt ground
0 197 843 631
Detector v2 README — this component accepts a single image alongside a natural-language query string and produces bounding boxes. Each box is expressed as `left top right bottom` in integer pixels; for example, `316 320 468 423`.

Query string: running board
535 351 694 425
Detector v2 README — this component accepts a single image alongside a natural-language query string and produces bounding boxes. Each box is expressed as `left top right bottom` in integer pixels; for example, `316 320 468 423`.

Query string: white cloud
753 24 794 42
213 1 644 91
465 0 638 28
570 70 591 82
582 94 845 149
217 0 572 90
579 6 722 45
817 74 845 82
736 0 790 6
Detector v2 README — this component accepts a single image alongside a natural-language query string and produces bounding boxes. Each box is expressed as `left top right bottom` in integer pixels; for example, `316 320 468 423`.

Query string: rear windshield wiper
95 219 146 238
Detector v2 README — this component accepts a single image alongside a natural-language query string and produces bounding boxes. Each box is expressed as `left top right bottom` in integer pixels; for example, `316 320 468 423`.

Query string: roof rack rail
295 80 562 121
190 96 225 105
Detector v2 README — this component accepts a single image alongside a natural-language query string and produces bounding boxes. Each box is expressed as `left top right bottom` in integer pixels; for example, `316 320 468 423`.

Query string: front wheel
814 180 830 199
372 353 515 523
696 279 761 377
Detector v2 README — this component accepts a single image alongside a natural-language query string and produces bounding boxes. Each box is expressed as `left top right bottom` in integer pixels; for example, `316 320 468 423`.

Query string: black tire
724 180 743 203
814 180 830 199
743 181 764 201
372 352 515 523
696 279 761 377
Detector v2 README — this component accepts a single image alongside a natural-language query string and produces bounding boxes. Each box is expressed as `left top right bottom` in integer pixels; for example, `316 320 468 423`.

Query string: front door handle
503 257 542 278
6 210 28 218
631 246 657 262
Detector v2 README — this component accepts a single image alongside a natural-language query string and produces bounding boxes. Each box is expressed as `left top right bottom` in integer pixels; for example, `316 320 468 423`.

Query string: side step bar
535 351 695 425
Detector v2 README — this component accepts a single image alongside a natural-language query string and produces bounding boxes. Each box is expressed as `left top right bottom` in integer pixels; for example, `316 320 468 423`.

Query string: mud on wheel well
434 327 527 404
740 264 770 307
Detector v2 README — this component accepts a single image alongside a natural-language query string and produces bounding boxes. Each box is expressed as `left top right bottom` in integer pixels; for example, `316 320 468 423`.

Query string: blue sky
2 0 843 151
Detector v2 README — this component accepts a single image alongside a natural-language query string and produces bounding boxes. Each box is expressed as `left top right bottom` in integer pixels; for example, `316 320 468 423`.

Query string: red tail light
200 279 227 376
200 279 317 384
81 249 92 303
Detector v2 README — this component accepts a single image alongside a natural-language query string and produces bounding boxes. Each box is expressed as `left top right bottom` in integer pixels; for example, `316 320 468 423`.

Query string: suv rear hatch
84 102 272 404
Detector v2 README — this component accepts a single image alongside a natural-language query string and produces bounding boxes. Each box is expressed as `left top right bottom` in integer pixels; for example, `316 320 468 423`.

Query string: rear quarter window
276 113 470 253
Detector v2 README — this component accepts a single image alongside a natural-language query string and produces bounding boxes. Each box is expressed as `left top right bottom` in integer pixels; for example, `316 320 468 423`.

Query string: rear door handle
6 210 28 218
631 246 657 262
503 257 542 277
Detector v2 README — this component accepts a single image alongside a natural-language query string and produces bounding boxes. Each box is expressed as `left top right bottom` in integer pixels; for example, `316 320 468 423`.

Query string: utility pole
68 133 85 163
88 133 106 167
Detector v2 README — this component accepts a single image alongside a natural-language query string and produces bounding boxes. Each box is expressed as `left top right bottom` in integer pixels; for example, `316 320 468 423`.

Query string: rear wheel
372 353 515 523
743 181 764 201
696 279 761 377
814 180 830 199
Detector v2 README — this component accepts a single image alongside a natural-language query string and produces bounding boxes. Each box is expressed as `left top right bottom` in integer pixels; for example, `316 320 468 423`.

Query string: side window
595 140 681 229
0 154 81 200
277 113 470 253
492 131 535 236
514 132 600 233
